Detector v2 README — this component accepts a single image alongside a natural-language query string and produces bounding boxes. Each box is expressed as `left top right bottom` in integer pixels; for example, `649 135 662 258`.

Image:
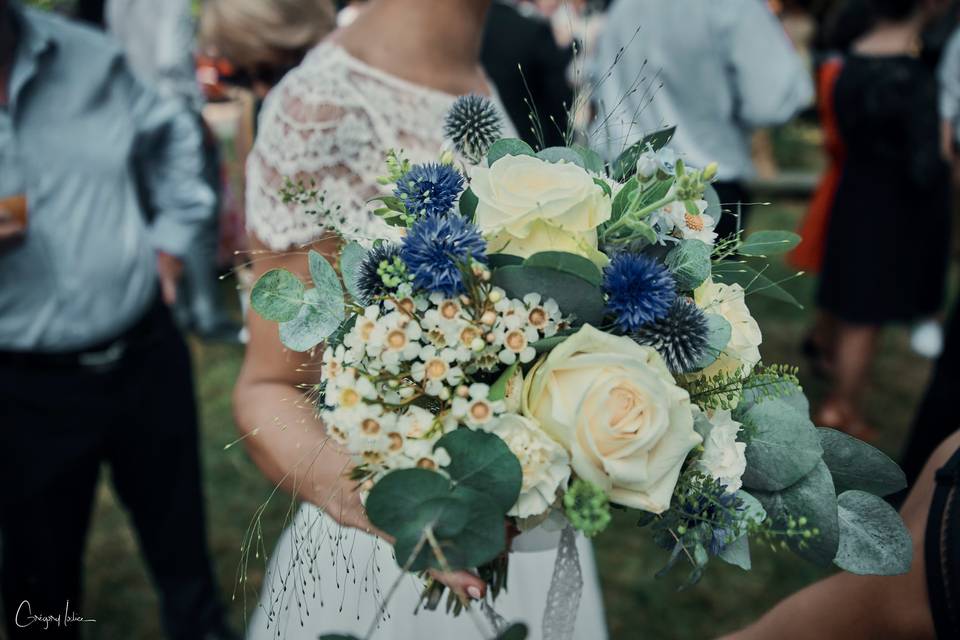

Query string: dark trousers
0 302 224 640
712 180 751 240
900 298 960 486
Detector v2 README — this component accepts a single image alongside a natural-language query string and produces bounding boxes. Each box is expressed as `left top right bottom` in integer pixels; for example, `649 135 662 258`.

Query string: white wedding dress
244 41 608 640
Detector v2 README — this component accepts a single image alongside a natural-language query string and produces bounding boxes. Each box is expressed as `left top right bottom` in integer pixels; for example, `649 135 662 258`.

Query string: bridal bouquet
251 96 911 638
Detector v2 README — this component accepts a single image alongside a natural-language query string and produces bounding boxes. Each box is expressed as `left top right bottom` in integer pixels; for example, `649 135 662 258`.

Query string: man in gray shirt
0 2 235 638
590 0 813 237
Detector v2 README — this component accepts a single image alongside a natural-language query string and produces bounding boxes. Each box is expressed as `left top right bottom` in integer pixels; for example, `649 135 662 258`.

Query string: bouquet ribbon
482 525 583 639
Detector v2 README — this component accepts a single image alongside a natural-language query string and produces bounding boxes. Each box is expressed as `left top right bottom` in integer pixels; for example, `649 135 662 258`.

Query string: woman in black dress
815 0 951 439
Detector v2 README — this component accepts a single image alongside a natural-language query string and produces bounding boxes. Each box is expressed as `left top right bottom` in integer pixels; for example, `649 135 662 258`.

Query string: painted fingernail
467 586 482 600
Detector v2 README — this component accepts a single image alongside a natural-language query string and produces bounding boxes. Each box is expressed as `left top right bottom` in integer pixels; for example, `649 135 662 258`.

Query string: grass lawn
79 200 942 639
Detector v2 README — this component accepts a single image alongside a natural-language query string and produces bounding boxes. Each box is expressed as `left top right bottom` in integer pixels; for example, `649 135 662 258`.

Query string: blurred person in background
589 0 812 239
233 0 608 637
107 0 241 342
481 0 573 148
812 0 951 440
720 429 960 640
0 2 235 638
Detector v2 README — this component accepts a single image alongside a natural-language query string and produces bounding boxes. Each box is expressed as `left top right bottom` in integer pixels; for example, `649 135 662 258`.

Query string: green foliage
496 624 530 640
611 126 677 181
339 242 367 303
712 261 803 309
834 490 912 575
536 146 586 167
665 240 712 291
487 138 536 165
753 461 838 566
691 314 731 371
377 149 412 185
685 363 801 413
279 178 341 220
459 187 479 221
564 479 612 538
488 361 520 402
610 177 640 223
818 429 907 497
739 397 823 492
523 251 603 287
436 429 522 514
572 144 606 174
491 265 606 326
278 288 344 352
738 230 802 257
250 269 305 322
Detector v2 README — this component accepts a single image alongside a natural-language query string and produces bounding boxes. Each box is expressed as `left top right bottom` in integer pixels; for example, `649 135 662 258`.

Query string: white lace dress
244 41 608 640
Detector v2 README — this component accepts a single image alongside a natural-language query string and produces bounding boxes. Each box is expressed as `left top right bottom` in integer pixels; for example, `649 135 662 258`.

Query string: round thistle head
356 243 406 304
444 94 504 164
394 163 464 218
400 214 487 296
633 297 709 374
602 252 677 333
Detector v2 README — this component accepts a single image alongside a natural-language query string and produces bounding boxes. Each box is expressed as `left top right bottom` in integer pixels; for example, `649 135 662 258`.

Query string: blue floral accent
401 214 487 296
602 253 677 332
394 163 465 218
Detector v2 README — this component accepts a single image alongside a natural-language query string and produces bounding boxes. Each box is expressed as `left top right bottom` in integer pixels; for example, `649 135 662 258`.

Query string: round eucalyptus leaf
437 428 522 514
491 265 606 326
459 187 479 221
572 144 606 175
819 428 906 497
692 314 731 370
754 461 839 566
523 251 603 287
250 268 305 322
339 242 367 303
664 240 712 291
487 138 536 165
741 397 823 492
309 250 345 299
496 623 530 640
834 490 912 575
536 146 586 167
278 287 345 352
738 230 801 257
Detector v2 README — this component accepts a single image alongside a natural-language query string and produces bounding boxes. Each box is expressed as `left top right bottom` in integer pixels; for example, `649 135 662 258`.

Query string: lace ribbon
483 524 583 639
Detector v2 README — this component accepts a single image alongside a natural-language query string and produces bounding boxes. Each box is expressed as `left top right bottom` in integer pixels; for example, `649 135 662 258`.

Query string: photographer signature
15 600 96 630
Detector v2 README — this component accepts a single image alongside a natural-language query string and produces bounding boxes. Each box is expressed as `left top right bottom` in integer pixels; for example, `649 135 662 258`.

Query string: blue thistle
401 214 487 296
445 94 503 163
394 163 464 218
633 297 709 374
603 253 677 333
356 243 405 304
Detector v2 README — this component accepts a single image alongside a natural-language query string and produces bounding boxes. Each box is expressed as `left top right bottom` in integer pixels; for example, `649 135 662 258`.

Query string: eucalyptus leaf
692 314 731 369
491 265 606 325
819 428 906 497
740 397 823 492
250 268 305 322
308 250 345 299
711 261 803 309
339 242 367 303
754 461 839 566
531 333 572 353
633 177 675 212
436 428 522 514
737 490 767 524
572 144 606 175
523 251 603 287
738 230 802 257
459 187 479 221
718 534 751 571
834 490 912 575
488 253 525 269
496 623 530 640
487 138 536 165
536 146 585 167
278 287 345 351
489 361 520 402
703 183 721 220
664 240 712 291
611 126 676 181
610 177 639 223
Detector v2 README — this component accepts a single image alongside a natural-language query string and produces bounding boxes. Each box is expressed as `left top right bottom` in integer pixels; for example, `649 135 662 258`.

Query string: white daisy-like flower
521 293 562 338
397 405 438 439
369 311 423 370
398 439 452 472
662 199 717 245
320 344 348 383
493 313 538 365
326 369 376 409
490 414 571 518
452 383 504 430
410 346 463 396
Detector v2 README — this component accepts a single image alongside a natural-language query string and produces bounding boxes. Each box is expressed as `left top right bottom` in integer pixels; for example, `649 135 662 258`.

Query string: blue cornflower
602 252 677 332
401 214 487 296
394 163 465 218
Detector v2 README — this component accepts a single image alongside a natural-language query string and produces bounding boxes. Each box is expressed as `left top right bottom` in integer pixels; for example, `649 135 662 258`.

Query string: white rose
491 414 571 518
522 325 701 513
470 155 611 266
698 410 747 493
694 280 762 378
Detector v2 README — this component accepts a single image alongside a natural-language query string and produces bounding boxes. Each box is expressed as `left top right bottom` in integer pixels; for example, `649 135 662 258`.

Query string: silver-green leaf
250 268 305 323
834 490 912 575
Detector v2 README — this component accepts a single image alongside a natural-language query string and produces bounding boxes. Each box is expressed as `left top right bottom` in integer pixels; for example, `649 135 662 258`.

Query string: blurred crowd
2 0 960 639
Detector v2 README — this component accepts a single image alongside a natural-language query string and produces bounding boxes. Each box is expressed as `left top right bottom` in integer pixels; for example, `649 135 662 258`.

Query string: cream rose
694 279 762 378
470 155 611 266
697 409 747 493
522 325 701 513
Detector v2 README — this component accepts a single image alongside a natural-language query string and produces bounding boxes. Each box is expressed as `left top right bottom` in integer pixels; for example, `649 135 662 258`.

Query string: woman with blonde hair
232 1 608 638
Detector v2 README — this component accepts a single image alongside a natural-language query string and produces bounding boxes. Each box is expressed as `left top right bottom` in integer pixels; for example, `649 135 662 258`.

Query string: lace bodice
247 41 511 250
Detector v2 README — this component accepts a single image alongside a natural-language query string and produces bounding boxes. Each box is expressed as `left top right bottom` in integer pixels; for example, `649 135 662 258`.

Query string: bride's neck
345 0 491 71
